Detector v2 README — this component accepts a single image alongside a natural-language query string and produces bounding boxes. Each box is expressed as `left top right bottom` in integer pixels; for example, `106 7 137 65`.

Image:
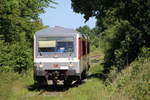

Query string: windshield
37 37 74 55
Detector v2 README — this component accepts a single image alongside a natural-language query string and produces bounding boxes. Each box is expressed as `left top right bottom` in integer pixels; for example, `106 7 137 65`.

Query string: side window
82 40 86 56
80 39 89 56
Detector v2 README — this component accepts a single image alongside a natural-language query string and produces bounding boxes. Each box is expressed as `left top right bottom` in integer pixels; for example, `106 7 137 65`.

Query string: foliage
0 0 54 43
0 0 54 73
0 49 149 100
0 41 32 73
0 70 33 100
101 21 144 71
106 48 150 100
76 25 100 51
71 0 150 71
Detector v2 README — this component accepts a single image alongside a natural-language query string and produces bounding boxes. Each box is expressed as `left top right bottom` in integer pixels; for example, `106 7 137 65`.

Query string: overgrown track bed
28 79 87 96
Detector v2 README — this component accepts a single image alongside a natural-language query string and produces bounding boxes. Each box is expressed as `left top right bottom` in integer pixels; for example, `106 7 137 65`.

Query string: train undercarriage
34 70 86 86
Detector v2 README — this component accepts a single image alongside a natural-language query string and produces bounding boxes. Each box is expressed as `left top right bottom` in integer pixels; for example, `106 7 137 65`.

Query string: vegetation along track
1 49 149 100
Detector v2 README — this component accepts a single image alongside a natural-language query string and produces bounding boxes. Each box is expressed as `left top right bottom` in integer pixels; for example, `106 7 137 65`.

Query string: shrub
0 41 33 73
106 47 150 100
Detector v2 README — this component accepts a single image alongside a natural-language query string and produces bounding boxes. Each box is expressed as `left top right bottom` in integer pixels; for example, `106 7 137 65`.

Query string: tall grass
0 49 149 100
106 56 150 100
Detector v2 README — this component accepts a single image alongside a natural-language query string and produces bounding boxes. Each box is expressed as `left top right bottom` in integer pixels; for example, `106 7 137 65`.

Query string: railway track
36 79 87 96
38 89 63 96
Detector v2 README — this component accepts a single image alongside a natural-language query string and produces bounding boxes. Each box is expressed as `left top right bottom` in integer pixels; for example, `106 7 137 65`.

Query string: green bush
105 48 150 100
0 41 33 73
100 21 144 71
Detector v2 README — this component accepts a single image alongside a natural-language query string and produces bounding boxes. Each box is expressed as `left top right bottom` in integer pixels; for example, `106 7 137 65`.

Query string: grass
108 58 150 100
0 49 149 100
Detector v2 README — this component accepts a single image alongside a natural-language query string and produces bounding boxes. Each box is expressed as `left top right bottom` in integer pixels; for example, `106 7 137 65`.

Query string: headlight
39 64 44 67
69 63 73 67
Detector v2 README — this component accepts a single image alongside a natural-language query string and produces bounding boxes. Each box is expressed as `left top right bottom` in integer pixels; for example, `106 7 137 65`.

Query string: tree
71 0 150 72
0 0 54 43
76 25 100 50
0 0 54 72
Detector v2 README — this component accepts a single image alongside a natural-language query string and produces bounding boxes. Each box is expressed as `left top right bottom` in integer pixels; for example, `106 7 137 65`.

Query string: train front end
33 27 80 85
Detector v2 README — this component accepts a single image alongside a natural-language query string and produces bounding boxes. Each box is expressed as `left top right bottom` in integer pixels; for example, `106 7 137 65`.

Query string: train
33 26 90 85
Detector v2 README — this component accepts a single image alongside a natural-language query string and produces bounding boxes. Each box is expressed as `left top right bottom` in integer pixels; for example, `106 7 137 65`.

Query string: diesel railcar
33 26 90 85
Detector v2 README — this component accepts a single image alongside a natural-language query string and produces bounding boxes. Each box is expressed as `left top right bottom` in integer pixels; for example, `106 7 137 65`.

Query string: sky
39 0 96 29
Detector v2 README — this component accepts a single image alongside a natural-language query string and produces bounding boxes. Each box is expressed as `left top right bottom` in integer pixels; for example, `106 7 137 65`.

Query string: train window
38 37 74 54
82 40 86 56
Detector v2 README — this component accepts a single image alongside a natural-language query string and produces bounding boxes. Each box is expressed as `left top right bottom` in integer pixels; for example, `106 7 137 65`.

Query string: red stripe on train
78 38 81 60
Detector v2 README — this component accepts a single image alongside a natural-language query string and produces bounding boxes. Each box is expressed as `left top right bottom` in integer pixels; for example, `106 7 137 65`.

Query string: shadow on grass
26 73 106 94
87 72 107 81
27 80 86 92
88 73 106 79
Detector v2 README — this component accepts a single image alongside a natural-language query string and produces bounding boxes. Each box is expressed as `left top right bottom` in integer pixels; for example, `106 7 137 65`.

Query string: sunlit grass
0 50 149 100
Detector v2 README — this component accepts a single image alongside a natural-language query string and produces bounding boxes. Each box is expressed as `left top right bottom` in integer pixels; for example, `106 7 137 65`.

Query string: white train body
33 26 90 85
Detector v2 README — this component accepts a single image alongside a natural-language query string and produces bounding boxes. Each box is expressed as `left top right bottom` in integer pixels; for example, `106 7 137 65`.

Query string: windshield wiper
38 49 42 56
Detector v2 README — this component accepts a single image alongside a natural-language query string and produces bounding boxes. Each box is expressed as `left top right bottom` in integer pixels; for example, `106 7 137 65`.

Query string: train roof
35 26 79 36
